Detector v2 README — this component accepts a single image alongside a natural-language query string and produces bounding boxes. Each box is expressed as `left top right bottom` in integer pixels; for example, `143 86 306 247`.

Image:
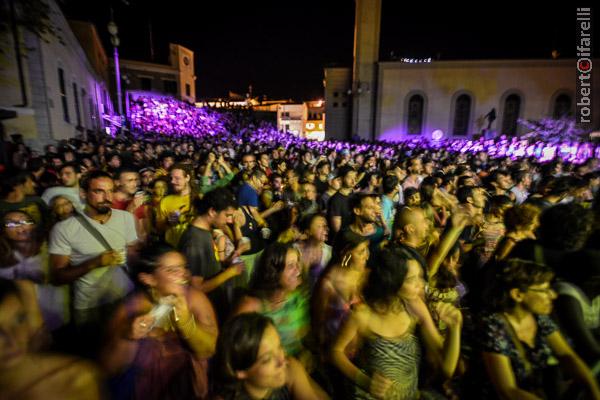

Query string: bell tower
351 0 382 140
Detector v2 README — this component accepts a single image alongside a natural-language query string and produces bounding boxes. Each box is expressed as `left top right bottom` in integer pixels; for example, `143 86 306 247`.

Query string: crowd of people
1 105 600 400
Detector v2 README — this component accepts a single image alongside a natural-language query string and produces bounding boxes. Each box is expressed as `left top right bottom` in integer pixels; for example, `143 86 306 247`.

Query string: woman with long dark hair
234 243 310 361
212 313 329 399
331 247 462 399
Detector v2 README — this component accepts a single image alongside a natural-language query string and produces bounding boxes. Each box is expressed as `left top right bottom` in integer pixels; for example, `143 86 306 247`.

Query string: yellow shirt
156 193 192 247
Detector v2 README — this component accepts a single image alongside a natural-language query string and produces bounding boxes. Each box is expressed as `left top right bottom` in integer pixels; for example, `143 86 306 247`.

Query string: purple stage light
126 95 598 164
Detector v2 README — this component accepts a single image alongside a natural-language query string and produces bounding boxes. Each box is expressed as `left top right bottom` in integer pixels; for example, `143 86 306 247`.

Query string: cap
139 167 156 174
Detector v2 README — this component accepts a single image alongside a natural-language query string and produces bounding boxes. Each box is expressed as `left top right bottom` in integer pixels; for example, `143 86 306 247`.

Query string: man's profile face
119 172 140 196
357 196 378 223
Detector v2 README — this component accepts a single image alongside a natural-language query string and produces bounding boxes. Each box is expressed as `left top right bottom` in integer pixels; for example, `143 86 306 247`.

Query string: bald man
391 206 468 280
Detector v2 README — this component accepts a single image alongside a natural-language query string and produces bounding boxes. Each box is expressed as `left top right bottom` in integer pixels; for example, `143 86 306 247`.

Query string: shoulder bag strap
74 213 113 251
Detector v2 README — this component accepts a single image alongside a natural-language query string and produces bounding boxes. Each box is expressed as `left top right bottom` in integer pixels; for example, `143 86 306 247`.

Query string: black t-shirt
314 177 329 195
178 225 221 279
178 225 233 321
328 191 353 230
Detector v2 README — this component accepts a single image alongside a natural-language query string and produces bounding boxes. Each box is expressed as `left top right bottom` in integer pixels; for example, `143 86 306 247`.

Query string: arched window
502 94 521 136
452 94 471 135
553 94 572 118
407 94 424 135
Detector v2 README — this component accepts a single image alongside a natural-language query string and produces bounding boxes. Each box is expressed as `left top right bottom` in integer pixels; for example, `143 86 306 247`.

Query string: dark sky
61 1 595 101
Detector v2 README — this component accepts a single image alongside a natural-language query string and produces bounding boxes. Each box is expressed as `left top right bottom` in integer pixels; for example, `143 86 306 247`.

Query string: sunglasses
4 220 35 228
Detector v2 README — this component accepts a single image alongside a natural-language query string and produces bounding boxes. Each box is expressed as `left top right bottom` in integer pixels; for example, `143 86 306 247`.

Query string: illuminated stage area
127 95 600 164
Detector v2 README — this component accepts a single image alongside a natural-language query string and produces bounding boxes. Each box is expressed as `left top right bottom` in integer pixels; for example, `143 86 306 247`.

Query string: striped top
354 322 421 400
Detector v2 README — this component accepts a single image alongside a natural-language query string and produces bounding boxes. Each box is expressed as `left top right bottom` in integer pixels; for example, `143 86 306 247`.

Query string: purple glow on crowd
127 95 599 164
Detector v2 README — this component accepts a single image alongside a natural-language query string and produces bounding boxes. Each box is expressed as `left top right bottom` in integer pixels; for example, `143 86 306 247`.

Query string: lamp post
107 18 124 124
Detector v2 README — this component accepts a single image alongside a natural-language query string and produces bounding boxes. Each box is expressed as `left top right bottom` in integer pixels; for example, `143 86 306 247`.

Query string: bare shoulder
351 303 372 327
234 295 262 315
20 354 101 399
187 285 213 306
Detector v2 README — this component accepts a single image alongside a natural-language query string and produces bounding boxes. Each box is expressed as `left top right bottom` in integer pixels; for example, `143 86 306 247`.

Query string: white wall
277 104 303 135
375 59 597 141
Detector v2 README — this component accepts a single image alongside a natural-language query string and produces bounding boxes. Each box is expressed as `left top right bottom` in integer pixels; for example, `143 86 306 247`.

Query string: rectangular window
73 82 81 127
89 98 97 129
80 89 87 129
58 68 69 122
185 83 191 97
140 77 152 91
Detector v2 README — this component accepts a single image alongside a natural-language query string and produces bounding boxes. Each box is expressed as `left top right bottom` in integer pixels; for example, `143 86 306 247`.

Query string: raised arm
174 288 219 359
411 298 462 378
427 210 467 278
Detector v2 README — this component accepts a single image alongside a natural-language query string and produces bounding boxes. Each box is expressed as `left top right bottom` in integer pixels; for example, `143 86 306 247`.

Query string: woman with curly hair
479 259 600 399
493 203 540 261
233 243 310 360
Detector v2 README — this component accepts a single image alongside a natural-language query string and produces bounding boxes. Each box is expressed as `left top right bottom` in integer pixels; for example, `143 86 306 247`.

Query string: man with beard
49 170 137 333
112 167 150 242
156 164 195 247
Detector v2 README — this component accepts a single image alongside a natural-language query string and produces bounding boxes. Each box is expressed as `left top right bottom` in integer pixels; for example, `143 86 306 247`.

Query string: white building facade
277 104 304 136
0 0 113 149
374 59 596 141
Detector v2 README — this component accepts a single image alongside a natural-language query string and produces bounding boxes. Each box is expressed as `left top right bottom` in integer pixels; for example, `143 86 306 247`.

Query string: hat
327 173 340 181
139 167 156 174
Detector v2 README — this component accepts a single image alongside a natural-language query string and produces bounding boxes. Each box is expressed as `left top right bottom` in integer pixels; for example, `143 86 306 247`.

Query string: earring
342 253 352 268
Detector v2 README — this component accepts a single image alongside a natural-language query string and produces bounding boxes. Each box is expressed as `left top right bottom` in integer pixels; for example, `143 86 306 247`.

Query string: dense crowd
1 105 600 400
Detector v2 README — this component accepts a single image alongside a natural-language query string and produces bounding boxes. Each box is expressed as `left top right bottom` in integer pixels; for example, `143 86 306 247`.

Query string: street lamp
108 18 124 124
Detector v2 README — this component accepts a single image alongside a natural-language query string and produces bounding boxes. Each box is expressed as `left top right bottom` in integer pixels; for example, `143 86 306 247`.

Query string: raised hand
130 313 155 340
436 302 463 329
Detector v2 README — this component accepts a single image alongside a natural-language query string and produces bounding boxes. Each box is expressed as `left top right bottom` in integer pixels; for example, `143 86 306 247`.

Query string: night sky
60 1 596 101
